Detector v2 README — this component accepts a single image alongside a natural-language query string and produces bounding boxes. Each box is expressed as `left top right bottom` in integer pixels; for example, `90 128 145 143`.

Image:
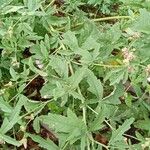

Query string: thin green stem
77 87 87 125
69 62 87 125
104 120 114 130
62 141 69 150
92 16 131 22
87 105 98 115
58 15 131 31
87 105 139 143
71 60 82 66
8 63 49 103
71 60 125 68
89 136 109 150
8 74 39 103
87 105 114 129
21 100 50 119
45 0 55 10
123 133 139 141
93 63 124 68
87 137 91 150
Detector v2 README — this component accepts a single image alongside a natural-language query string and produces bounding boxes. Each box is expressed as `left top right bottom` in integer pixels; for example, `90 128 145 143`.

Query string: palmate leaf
109 118 134 145
2 5 25 14
62 31 98 63
28 134 59 150
40 109 86 146
40 109 86 133
0 0 148 149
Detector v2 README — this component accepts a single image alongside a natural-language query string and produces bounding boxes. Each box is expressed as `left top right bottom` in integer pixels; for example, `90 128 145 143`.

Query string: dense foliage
0 0 150 149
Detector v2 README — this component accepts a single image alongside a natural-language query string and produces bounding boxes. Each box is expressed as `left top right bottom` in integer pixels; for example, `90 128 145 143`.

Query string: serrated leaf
135 132 145 142
0 95 27 134
40 109 86 146
109 118 134 145
28 57 47 76
109 23 122 43
18 23 33 33
40 41 49 59
142 101 150 111
40 82 56 98
63 31 80 51
25 0 45 11
104 68 125 85
135 119 150 131
77 50 93 64
43 16 68 26
0 96 12 113
45 34 50 50
87 69 103 100
2 5 24 14
67 108 78 120
133 9 150 34
89 106 106 131
0 134 21 147
53 81 66 100
103 84 124 105
28 134 59 150
10 67 18 81
68 66 87 89
33 117 40 133
81 36 100 51
69 91 85 101
40 109 85 133
0 0 13 6
50 55 68 78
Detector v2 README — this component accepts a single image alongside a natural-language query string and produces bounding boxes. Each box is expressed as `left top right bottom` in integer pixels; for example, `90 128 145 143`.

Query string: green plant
83 0 121 14
0 0 150 150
